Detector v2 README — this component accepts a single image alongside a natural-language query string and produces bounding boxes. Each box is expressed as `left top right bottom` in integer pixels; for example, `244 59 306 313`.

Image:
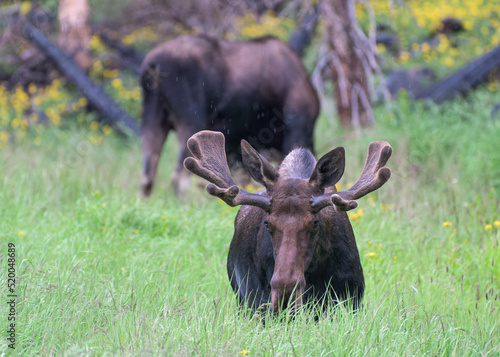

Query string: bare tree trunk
322 0 376 128
58 0 91 71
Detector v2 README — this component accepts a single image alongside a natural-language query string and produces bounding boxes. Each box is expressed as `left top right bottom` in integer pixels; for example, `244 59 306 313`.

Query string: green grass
1 85 500 355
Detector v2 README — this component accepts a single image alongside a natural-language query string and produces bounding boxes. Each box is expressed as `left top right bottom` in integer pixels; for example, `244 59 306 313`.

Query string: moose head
184 130 392 312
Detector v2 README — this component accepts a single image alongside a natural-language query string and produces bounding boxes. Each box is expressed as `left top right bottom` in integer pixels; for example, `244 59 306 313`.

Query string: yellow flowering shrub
357 0 500 74
235 11 295 41
122 26 158 46
0 66 141 149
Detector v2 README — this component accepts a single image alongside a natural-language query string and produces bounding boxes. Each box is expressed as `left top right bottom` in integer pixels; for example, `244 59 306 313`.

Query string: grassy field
1 82 499 355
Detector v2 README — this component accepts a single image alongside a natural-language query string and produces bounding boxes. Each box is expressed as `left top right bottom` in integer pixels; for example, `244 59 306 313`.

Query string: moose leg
140 79 172 197
170 126 203 196
141 118 171 197
141 121 170 197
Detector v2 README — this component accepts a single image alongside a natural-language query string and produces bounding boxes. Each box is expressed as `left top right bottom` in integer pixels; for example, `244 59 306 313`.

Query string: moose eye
264 221 269 228
314 220 320 229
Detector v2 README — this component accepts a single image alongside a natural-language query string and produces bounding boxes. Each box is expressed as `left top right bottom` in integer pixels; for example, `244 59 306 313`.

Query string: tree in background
58 0 91 71
322 0 378 128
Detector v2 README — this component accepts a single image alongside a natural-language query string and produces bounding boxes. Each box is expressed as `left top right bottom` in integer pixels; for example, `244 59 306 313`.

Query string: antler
311 141 392 212
183 130 272 211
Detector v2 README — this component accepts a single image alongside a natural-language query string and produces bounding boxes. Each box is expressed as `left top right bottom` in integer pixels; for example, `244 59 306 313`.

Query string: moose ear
309 147 345 191
241 140 279 190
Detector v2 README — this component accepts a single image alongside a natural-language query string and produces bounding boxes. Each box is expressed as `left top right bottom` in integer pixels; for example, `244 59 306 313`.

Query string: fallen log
97 29 144 75
22 22 141 135
414 43 500 103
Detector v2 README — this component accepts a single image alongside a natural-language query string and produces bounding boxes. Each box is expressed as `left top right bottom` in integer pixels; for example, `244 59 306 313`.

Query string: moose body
140 35 319 196
228 196 365 310
184 131 392 312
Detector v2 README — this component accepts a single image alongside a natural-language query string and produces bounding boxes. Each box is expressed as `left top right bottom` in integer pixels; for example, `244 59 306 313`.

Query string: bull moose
184 131 392 312
140 35 319 197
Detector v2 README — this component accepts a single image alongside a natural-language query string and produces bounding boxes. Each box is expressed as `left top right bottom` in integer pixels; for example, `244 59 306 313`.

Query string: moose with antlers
184 130 392 312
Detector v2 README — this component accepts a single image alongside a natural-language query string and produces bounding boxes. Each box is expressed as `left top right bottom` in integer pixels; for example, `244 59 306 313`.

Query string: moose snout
270 274 306 312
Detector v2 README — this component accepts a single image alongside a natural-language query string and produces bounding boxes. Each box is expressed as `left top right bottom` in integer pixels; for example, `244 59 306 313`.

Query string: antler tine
183 130 271 211
332 141 392 211
311 141 392 213
183 130 236 188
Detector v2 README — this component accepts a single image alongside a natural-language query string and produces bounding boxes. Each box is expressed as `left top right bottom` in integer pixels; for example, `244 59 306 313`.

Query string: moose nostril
270 275 305 311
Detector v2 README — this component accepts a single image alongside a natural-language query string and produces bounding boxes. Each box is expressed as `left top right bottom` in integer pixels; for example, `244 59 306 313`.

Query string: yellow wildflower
421 43 431 53
348 209 363 220
102 125 113 136
393 256 397 260
28 83 37 95
0 132 9 142
121 267 125 271
77 97 88 108
89 35 107 53
134 229 140 234
442 221 452 227
102 226 106 231
90 121 99 131
111 78 123 89
92 60 103 71
52 79 62 88
34 137 41 146
20 1 31 15
485 224 492 231
443 57 454 67
18 231 26 238
90 134 104 145
494 220 500 228
49 113 61 126
239 351 250 355
11 118 20 129
381 203 394 212
103 69 119 79
365 252 376 258
165 227 169 232
20 119 28 130
29 112 39 123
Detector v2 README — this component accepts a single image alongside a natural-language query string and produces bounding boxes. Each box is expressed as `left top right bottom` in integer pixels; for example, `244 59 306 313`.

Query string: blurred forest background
1 0 499 143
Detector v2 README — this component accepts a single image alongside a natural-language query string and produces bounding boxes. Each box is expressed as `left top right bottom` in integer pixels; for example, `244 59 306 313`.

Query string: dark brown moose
184 130 392 312
140 35 319 197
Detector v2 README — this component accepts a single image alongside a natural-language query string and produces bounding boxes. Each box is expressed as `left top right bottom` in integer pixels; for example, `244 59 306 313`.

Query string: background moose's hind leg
140 78 172 197
170 124 205 196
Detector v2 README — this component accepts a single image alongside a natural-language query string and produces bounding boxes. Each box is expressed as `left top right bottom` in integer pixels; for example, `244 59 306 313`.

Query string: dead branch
22 22 140 135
